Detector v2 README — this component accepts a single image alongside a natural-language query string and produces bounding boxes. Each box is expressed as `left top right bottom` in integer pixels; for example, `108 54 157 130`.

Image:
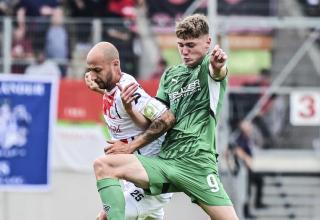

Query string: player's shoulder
119 72 138 85
166 64 186 73
161 65 185 81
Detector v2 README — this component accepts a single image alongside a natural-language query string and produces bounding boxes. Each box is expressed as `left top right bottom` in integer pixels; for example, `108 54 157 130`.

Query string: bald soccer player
85 42 172 220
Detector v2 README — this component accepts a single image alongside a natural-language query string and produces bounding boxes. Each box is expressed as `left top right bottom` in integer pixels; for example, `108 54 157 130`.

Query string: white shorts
123 181 172 220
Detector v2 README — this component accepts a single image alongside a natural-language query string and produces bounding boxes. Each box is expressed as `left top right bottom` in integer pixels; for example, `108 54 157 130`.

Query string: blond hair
175 14 209 39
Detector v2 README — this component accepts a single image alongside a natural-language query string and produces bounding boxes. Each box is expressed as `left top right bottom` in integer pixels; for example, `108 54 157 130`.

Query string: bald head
87 42 119 62
86 42 121 91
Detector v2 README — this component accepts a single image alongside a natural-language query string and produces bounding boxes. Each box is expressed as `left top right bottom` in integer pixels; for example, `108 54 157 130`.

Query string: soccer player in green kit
93 14 239 220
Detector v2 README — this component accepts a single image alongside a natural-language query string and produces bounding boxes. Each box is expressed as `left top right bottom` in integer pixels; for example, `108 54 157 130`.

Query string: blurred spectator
25 50 61 77
151 57 167 79
15 0 60 17
67 0 138 18
67 42 91 79
230 120 266 219
11 25 34 73
245 69 275 149
218 0 275 16
304 0 320 16
0 0 12 15
106 0 136 18
229 69 276 149
67 0 106 17
45 7 68 77
0 0 21 16
104 21 138 76
146 0 193 26
11 26 33 59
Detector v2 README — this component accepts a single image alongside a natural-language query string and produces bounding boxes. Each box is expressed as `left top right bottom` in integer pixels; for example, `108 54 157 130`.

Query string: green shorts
136 150 233 206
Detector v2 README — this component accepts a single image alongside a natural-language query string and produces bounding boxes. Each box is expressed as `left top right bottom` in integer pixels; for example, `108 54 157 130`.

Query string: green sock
97 178 125 220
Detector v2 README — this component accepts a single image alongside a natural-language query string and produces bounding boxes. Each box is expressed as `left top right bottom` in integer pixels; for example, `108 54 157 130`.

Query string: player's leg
94 154 149 188
95 192 140 220
124 179 172 220
96 182 166 220
199 203 239 220
93 154 149 220
163 152 239 220
123 182 143 220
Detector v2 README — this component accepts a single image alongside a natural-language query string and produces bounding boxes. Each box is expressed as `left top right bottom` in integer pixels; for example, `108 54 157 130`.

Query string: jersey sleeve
132 86 167 121
139 97 167 121
118 74 167 121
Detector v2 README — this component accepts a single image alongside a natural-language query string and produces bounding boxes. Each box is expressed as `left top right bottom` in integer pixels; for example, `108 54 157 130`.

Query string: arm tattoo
143 118 167 143
142 110 175 143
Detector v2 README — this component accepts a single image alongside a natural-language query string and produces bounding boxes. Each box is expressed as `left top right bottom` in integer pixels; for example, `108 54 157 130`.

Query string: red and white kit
103 73 172 220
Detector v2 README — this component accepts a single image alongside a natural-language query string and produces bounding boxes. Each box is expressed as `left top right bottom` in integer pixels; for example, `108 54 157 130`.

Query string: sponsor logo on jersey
168 79 201 103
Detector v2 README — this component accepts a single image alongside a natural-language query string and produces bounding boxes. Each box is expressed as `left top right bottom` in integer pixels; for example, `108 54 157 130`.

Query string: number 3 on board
290 91 320 125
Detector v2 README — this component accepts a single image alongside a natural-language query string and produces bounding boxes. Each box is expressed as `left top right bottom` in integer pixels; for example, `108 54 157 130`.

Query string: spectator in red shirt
11 25 34 73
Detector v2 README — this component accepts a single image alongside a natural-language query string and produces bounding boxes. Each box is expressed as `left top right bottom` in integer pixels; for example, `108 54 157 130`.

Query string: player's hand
104 140 135 154
84 72 100 91
210 45 227 72
117 82 139 113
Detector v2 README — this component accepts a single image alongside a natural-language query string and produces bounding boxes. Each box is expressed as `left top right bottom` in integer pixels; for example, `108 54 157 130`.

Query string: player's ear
207 36 211 44
111 59 120 67
111 59 120 72
206 36 211 48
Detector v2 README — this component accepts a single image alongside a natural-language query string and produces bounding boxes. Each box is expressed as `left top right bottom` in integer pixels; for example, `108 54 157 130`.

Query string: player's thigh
198 203 239 220
96 154 149 189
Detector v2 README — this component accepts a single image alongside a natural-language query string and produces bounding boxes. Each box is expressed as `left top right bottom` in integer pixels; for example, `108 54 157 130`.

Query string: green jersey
156 54 227 159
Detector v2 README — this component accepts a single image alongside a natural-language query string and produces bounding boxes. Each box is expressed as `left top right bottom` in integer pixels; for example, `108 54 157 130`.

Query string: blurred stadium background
1 0 320 219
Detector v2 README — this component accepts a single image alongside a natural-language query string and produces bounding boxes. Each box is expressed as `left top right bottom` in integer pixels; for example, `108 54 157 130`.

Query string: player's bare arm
209 45 228 80
117 82 150 129
139 110 175 143
105 109 175 154
84 72 105 94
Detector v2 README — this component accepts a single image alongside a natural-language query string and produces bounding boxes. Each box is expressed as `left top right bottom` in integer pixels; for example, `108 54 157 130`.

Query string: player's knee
93 156 114 178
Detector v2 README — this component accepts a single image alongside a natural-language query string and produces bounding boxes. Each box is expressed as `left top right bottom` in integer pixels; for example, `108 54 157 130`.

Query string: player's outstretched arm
84 72 105 94
209 45 228 81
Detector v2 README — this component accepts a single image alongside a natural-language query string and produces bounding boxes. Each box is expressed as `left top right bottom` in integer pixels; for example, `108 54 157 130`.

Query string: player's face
86 54 117 91
177 35 211 68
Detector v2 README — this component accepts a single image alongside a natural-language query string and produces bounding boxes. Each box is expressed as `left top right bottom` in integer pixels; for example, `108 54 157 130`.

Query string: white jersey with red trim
103 72 166 156
102 73 172 219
